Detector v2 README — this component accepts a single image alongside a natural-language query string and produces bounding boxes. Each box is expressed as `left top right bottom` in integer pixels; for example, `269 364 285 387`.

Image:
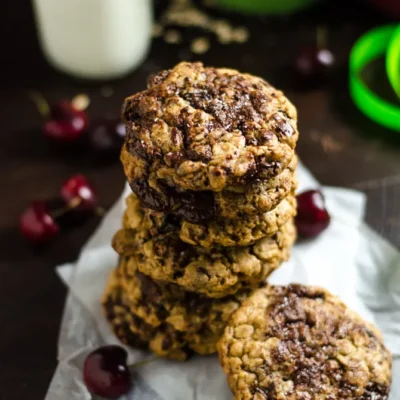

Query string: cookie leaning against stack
102 61 299 359
218 284 392 400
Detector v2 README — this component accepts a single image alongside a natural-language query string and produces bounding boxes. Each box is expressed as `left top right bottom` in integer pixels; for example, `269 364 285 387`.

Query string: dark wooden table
1 1 399 399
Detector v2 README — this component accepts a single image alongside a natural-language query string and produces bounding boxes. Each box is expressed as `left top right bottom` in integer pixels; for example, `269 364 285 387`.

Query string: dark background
0 1 399 399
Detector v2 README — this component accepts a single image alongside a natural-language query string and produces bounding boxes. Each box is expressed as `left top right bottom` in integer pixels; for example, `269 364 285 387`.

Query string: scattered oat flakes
232 27 249 43
72 93 90 111
310 130 343 154
212 19 233 44
152 23 163 38
156 0 250 47
191 37 210 54
101 86 114 98
320 135 342 153
164 29 182 44
163 0 209 27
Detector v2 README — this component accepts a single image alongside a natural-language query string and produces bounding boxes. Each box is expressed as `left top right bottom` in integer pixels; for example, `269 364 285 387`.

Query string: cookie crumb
152 23 163 38
155 0 250 48
212 20 233 44
310 130 343 153
191 37 210 54
232 27 249 43
164 29 182 44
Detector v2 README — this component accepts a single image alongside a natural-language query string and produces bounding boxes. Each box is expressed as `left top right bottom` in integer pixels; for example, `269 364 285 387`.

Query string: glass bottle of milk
32 0 152 80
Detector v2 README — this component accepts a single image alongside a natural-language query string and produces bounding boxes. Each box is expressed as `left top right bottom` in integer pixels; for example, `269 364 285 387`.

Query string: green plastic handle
217 0 315 15
386 25 400 98
349 25 400 131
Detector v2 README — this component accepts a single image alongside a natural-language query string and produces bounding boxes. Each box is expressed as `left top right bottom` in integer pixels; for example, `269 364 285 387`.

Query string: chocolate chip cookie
214 156 298 219
103 263 253 358
180 194 297 248
218 284 392 400
121 145 298 222
121 145 298 223
103 269 190 360
121 62 298 219
113 218 296 298
122 192 297 249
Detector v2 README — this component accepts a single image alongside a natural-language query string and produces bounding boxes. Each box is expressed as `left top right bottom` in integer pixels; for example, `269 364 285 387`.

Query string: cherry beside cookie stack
102 62 299 360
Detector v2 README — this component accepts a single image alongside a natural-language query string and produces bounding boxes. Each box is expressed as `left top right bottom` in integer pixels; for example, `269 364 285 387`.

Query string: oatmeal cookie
103 265 253 358
217 284 392 400
113 219 296 298
121 145 298 222
122 62 298 215
103 269 190 360
180 195 297 248
122 192 297 248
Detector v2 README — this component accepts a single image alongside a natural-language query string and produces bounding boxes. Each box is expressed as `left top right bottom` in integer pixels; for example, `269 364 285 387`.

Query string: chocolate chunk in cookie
121 144 298 222
103 264 254 358
218 285 392 400
122 62 298 205
113 217 296 298
122 192 297 249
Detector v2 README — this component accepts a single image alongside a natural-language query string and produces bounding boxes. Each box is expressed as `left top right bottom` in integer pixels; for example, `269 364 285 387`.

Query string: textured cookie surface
123 192 297 249
113 217 296 298
103 263 253 358
213 155 298 219
121 145 298 222
103 269 190 360
180 194 297 248
122 62 298 219
217 284 392 400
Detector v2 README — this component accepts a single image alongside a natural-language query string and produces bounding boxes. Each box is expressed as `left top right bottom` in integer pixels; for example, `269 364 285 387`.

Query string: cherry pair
20 175 98 244
43 101 125 160
81 191 331 399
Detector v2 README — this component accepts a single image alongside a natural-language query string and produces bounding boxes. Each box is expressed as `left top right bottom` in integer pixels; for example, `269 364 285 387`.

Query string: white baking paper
45 162 400 400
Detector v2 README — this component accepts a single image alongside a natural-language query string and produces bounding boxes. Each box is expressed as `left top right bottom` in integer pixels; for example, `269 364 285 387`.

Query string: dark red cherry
296 189 330 238
43 101 88 142
83 345 131 398
87 119 125 160
60 174 97 213
19 201 60 243
295 46 334 84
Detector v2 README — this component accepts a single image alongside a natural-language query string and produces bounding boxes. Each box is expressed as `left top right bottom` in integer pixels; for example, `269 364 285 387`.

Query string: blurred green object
349 25 400 131
217 0 316 15
386 25 400 98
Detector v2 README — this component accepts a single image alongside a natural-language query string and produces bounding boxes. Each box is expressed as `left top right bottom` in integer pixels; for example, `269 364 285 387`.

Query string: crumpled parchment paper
45 162 400 400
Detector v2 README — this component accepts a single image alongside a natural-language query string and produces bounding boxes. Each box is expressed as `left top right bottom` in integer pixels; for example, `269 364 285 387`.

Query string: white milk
33 0 152 80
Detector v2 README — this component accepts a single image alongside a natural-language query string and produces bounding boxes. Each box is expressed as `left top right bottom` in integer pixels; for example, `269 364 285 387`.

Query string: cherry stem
95 206 106 217
50 197 105 220
128 357 158 372
28 90 50 118
316 25 327 50
49 197 81 219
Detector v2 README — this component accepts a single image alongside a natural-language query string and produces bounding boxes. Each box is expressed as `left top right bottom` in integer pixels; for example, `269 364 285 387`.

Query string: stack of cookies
103 62 299 360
